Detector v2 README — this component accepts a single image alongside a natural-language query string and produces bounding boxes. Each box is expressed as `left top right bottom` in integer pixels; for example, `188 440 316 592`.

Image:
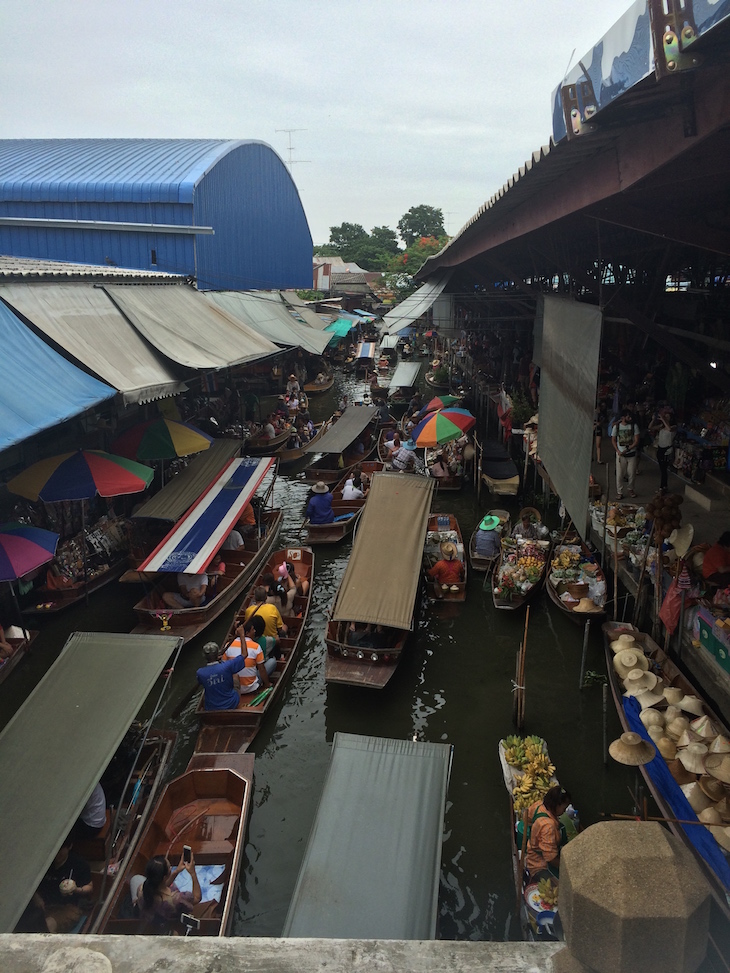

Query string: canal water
0 374 638 942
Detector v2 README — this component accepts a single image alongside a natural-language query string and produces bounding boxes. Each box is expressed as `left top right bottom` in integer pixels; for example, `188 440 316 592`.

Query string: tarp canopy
0 299 115 450
354 309 377 320
138 457 273 573
205 291 330 356
0 631 181 933
324 318 354 338
381 270 452 335
280 291 333 331
388 362 421 390
0 283 188 405
356 341 376 360
104 284 279 369
332 472 434 629
283 733 451 940
132 438 241 523
304 406 375 454
380 334 399 351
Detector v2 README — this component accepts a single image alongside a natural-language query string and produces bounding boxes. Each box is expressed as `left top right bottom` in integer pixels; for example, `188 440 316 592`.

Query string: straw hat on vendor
441 541 458 560
609 731 656 766
312 481 329 494
613 649 650 681
573 597 602 614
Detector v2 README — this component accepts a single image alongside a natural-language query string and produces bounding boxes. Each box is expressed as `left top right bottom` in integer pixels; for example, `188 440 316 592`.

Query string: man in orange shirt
702 532 730 585
224 616 275 694
523 785 571 880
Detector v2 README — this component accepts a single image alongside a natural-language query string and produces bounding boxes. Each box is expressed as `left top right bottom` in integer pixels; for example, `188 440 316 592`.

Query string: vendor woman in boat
523 785 572 881
474 514 501 558
428 541 464 590
512 513 546 541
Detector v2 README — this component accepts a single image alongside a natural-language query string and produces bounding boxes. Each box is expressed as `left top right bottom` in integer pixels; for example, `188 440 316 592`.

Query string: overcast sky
2 0 629 245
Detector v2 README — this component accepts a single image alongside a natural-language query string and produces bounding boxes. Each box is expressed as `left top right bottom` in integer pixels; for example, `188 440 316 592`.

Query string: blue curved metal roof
0 139 258 204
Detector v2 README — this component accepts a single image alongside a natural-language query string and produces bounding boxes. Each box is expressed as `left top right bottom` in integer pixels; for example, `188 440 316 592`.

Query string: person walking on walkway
649 405 677 492
612 407 640 499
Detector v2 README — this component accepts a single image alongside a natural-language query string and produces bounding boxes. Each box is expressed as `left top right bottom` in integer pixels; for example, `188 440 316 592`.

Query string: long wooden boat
304 373 335 395
23 552 130 618
325 473 435 689
194 546 313 755
425 371 450 391
302 406 378 484
275 420 329 466
95 751 255 936
546 540 607 624
480 440 520 497
423 513 467 602
246 424 291 456
302 507 362 545
0 629 38 686
468 510 510 574
498 734 573 942
425 447 464 492
602 620 730 921
304 436 378 484
492 536 552 610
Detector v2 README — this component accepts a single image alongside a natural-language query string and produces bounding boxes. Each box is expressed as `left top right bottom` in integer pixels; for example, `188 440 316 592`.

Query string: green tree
328 222 368 252
397 205 445 246
369 225 401 256
387 234 448 276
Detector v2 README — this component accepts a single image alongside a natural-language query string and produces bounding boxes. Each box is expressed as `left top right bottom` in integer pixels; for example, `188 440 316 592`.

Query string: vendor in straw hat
523 784 573 881
474 514 502 559
306 482 335 525
427 540 464 593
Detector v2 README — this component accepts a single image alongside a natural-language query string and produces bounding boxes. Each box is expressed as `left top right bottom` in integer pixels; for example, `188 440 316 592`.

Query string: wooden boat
325 473 435 689
24 548 130 618
602 620 730 921
468 510 510 574
275 419 329 466
480 440 520 497
304 373 335 395
245 424 291 456
498 734 574 941
304 435 378 484
302 507 362 545
546 540 607 624
425 371 450 391
493 534 552 610
194 547 313 755
423 513 467 602
0 628 38 686
95 751 255 936
302 406 378 484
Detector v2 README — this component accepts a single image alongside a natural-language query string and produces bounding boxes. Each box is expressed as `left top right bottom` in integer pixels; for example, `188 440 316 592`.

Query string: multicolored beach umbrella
437 408 477 433
0 523 59 582
112 417 213 461
416 394 461 418
7 449 154 502
411 409 475 447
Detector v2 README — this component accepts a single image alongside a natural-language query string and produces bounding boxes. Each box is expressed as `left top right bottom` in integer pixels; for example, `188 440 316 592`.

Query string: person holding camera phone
135 850 201 931
612 407 640 499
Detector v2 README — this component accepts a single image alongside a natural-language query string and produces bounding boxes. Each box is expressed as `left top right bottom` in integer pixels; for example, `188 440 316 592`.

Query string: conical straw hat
678 742 709 775
667 759 696 785
675 728 703 748
647 725 665 743
623 669 659 696
663 687 685 705
666 716 691 741
680 781 713 813
613 650 649 681
708 825 730 852
709 734 730 754
698 806 722 825
704 753 730 784
664 704 681 723
657 736 677 760
611 633 641 654
634 687 666 710
698 775 727 802
713 797 730 822
679 695 705 717
608 731 656 766
690 715 718 740
639 709 664 729
574 597 602 613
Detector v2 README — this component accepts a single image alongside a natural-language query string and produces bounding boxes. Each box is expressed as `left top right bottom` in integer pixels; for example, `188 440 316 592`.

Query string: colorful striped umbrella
416 394 461 418
411 410 473 447
0 523 59 581
7 449 155 502
112 417 213 461
437 408 476 433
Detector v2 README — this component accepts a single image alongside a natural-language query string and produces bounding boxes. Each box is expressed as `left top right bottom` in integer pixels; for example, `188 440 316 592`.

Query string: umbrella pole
9 581 26 633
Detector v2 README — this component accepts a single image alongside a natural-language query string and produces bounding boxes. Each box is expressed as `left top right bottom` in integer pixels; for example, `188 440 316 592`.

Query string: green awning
304 406 376 454
132 438 241 522
0 631 181 932
283 733 452 939
324 318 354 338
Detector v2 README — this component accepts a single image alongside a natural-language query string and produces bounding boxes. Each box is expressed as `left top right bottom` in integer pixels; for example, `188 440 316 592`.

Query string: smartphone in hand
183 844 192 864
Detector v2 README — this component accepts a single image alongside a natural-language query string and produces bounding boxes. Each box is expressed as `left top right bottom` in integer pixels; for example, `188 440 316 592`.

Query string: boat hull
304 439 378 484
325 620 406 689
468 510 510 574
0 630 38 686
423 513 467 602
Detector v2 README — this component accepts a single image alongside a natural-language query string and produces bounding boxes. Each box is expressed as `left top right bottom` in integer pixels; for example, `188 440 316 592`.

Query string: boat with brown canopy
303 406 378 484
325 473 435 689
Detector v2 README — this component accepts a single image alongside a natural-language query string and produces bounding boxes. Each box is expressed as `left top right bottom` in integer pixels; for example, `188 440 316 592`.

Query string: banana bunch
551 549 579 570
512 772 551 812
525 751 555 778
537 877 558 908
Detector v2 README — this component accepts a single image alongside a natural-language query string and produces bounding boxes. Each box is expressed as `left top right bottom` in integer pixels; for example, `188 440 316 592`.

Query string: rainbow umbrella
411 410 473 447
8 449 154 502
0 523 59 582
416 394 461 418
111 417 213 461
437 408 476 433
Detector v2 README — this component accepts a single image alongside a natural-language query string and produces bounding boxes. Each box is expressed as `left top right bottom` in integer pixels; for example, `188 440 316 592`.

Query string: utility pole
275 129 311 169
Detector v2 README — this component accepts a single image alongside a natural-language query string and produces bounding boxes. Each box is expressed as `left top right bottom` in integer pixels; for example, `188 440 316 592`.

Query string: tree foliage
397 205 445 246
387 235 448 276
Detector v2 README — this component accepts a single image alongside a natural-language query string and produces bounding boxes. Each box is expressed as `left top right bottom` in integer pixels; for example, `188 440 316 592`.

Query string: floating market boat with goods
493 538 551 611
546 541 607 623
468 510 510 574
422 513 467 602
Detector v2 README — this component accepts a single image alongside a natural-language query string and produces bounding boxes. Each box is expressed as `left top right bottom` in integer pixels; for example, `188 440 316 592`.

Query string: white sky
2 0 630 245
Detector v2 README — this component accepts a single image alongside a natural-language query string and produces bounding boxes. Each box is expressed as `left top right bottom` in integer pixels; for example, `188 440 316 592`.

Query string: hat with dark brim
479 515 500 531
608 731 656 766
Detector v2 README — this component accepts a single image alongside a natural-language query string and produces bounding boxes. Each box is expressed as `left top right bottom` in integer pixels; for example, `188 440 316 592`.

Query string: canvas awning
131 438 241 522
324 318 354 339
283 732 452 940
380 334 399 351
0 299 116 450
205 291 330 356
0 283 188 405
381 270 452 334
356 341 376 360
332 472 434 629
0 631 181 933
104 284 279 369
304 406 376 454
138 457 273 573
388 361 421 390
281 292 333 331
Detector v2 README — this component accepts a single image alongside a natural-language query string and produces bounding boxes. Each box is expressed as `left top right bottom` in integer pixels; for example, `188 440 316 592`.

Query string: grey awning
380 334 399 350
381 271 452 334
0 631 181 933
281 292 333 331
132 438 242 522
104 284 279 369
332 473 434 630
283 733 452 940
304 406 376 454
0 283 188 405
388 361 421 390
205 291 330 356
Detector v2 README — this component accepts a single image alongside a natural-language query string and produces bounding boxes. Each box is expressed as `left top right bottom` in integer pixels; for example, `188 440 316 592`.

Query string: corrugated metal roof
0 253 181 282
0 139 263 205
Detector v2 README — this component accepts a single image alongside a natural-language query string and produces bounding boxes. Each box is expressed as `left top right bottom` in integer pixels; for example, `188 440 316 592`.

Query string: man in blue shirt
306 482 334 524
196 641 247 711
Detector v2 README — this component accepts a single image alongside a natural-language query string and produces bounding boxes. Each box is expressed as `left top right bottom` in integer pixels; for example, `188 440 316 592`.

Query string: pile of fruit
537 877 559 908
646 490 683 541
551 548 579 571
503 735 557 812
606 506 629 527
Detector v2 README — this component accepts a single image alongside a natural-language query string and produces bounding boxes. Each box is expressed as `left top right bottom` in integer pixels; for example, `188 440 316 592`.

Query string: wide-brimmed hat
698 807 723 826
667 759 697 785
479 514 500 531
647 725 665 744
634 687 666 710
666 716 691 740
668 524 694 558
639 709 664 729
678 742 709 775
312 481 329 494
690 715 718 740
623 669 659 696
709 734 730 754
680 781 714 813
679 695 705 717
574 597 602 613
675 728 702 748
402 439 418 450
663 687 685 706
698 775 728 802
608 731 656 766
613 649 649 681
664 704 682 724
657 736 677 760
610 633 641 654
441 541 458 560
704 753 730 784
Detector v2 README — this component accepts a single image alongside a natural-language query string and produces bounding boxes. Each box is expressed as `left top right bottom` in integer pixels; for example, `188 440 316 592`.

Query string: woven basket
566 582 589 599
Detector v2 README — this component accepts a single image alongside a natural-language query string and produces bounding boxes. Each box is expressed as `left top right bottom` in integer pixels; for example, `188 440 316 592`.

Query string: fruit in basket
537 877 559 908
